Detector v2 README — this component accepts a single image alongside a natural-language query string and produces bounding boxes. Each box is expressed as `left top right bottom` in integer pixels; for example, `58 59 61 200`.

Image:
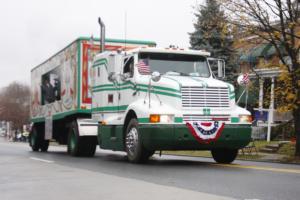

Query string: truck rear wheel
30 127 40 151
81 137 97 157
67 121 96 157
211 149 238 164
40 140 49 152
125 118 150 163
68 121 81 156
30 125 49 152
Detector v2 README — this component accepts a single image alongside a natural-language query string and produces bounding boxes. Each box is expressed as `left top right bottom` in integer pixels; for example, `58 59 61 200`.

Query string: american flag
242 73 250 84
137 59 151 75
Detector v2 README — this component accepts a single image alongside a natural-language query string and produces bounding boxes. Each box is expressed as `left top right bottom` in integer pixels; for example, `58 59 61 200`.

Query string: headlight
239 115 252 123
149 114 174 123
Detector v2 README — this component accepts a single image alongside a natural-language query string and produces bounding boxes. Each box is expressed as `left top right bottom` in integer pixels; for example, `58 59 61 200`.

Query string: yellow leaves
272 70 298 112
257 61 271 69
273 31 281 39
277 106 291 113
286 93 296 101
278 70 292 82
221 25 229 36
288 22 296 29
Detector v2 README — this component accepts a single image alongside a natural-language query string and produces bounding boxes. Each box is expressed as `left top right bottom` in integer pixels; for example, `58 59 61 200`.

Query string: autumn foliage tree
221 0 300 156
0 82 30 129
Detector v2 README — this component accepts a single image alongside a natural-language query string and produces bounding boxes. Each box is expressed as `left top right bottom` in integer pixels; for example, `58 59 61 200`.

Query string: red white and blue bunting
186 121 225 144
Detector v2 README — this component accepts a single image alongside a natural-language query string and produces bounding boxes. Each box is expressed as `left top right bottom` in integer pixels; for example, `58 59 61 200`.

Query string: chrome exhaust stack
98 17 105 53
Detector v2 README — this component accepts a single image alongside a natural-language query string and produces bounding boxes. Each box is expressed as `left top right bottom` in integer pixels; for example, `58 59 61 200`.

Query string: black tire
67 121 96 157
30 125 49 152
81 137 97 157
67 121 81 156
40 140 49 152
30 126 40 151
125 118 149 163
211 149 238 164
142 150 155 160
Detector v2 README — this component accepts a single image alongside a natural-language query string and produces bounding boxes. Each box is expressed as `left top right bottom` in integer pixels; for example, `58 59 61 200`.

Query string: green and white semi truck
30 18 252 163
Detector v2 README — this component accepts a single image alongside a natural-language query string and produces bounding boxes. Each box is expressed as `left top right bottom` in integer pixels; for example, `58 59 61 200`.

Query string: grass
162 150 212 158
278 142 295 156
237 154 263 160
161 140 300 163
250 140 278 151
162 141 278 158
277 142 300 163
162 149 264 161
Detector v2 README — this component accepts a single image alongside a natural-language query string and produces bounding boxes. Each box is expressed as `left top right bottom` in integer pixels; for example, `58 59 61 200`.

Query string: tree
0 82 30 129
189 0 236 82
221 0 300 156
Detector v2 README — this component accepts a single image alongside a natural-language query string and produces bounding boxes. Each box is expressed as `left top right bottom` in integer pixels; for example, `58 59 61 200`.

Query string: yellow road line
214 163 300 174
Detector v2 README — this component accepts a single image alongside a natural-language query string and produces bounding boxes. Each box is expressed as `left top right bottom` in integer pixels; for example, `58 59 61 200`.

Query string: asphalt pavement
0 137 300 200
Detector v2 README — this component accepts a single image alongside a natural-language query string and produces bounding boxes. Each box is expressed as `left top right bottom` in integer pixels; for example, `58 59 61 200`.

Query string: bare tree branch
221 0 300 156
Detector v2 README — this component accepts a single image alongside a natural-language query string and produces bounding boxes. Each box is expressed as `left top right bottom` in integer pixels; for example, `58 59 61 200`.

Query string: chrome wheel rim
125 127 138 156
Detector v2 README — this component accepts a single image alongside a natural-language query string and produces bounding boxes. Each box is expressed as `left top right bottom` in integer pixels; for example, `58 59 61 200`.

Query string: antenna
124 11 127 51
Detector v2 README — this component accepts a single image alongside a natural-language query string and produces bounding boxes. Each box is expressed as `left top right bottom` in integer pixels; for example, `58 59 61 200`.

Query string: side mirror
108 72 117 82
208 58 226 79
217 59 225 78
151 71 161 82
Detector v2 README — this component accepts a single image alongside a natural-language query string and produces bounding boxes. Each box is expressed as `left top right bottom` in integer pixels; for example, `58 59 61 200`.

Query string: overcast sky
0 0 202 88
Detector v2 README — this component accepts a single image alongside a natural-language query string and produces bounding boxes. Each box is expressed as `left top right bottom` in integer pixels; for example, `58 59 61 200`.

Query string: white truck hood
162 75 229 88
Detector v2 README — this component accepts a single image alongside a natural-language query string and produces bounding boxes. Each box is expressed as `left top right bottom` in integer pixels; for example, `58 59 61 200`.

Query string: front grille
181 86 230 108
183 114 230 122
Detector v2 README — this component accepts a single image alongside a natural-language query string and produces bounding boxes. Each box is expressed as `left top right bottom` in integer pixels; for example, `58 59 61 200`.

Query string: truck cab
91 47 252 163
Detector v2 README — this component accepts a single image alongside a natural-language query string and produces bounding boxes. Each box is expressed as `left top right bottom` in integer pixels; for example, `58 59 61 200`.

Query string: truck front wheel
211 149 238 164
125 118 151 163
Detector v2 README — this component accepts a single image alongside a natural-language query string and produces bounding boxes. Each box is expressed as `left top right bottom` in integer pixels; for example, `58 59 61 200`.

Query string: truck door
92 54 121 124
118 56 135 113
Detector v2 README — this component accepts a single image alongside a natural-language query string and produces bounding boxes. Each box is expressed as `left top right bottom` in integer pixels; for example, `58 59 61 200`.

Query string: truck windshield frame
138 52 211 78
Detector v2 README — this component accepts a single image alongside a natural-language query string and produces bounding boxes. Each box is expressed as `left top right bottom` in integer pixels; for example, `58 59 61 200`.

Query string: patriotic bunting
186 121 225 144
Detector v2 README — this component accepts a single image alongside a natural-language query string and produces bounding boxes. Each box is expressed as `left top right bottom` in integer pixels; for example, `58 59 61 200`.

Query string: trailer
29 37 156 156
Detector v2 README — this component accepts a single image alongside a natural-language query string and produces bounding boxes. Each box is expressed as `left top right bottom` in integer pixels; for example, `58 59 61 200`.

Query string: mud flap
45 117 53 140
76 119 98 136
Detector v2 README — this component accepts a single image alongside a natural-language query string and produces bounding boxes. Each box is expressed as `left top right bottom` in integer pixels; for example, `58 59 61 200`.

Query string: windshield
138 52 210 77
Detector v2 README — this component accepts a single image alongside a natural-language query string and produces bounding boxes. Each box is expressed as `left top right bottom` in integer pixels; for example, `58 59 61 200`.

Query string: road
0 137 299 200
